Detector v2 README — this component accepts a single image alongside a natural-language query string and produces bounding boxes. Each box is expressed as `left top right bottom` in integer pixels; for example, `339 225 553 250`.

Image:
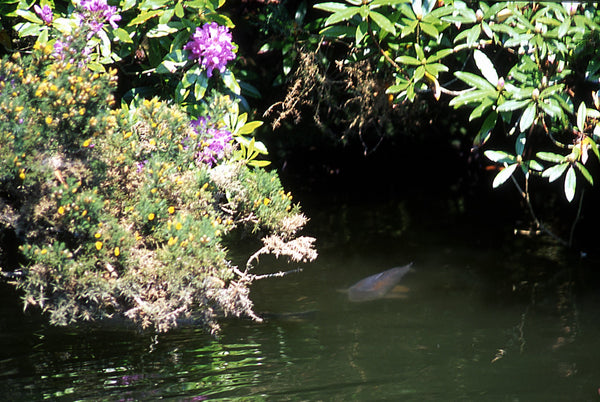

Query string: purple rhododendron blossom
78 0 121 36
34 4 53 24
191 117 232 167
184 22 236 78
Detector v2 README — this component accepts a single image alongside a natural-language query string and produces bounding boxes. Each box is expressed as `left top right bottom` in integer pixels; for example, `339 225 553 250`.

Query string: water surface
1 194 599 401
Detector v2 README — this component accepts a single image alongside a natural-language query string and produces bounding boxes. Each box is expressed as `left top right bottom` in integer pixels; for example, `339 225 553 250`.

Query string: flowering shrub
0 13 316 333
184 22 236 78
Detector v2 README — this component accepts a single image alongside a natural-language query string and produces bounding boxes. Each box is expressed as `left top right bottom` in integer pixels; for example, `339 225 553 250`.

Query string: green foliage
0 12 315 333
314 0 600 205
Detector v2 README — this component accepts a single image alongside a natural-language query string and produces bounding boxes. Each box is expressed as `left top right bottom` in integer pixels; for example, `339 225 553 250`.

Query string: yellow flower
151 188 157 194
58 206 65 215
83 138 91 147
40 248 48 255
114 247 120 257
94 232 102 238
168 206 175 214
263 197 271 206
167 236 177 246
81 210 87 217
19 170 25 180
148 213 155 221
175 222 182 230
95 241 103 250
45 116 52 125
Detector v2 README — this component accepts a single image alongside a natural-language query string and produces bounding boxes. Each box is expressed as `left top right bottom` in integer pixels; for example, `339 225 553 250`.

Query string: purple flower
34 4 53 24
184 22 236 78
191 118 232 167
77 0 121 36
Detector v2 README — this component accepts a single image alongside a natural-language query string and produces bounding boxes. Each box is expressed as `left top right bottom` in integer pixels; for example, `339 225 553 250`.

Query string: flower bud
532 88 540 101
476 9 484 22
497 77 505 91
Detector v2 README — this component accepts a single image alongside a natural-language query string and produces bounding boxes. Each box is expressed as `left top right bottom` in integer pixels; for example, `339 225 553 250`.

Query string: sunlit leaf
369 11 396 35
426 48 453 63
474 50 499 86
325 7 360 25
397 55 421 65
454 71 495 91
420 22 439 38
496 99 531 113
528 160 544 171
564 165 576 202
575 162 594 185
484 150 515 164
519 103 536 132
238 121 264 135
492 163 518 188
537 151 565 163
114 27 133 43
577 101 586 131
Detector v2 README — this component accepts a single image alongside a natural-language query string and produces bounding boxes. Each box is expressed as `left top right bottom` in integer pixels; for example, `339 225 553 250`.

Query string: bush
0 3 316 333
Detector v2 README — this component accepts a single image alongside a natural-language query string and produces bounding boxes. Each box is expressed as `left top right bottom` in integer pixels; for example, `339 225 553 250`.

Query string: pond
1 185 600 401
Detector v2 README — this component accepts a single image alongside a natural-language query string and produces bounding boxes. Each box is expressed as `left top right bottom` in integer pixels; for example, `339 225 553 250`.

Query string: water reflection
1 198 600 400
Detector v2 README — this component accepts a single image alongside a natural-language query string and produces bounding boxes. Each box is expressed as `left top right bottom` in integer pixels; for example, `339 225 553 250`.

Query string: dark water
2 192 600 401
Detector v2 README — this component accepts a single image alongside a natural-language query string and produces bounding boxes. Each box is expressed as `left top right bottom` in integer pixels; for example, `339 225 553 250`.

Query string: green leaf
369 11 396 35
238 121 264 135
537 151 566 163
222 71 240 95
496 99 532 113
528 160 544 171
515 131 527 156
454 71 495 91
397 55 421 65
469 98 493 121
474 50 498 86
314 2 348 13
466 25 481 46
542 163 568 182
484 150 515 164
420 22 439 38
114 27 133 43
577 102 586 131
449 89 496 108
426 48 453 63
325 7 360 25
575 162 594 185
538 98 563 118
414 66 425 83
519 103 537 132
15 9 42 24
193 74 208 100
492 163 518 188
175 1 184 18
128 10 162 26
356 20 368 45
473 112 497 148
414 43 425 61
248 160 271 168
564 165 576 202
369 0 408 9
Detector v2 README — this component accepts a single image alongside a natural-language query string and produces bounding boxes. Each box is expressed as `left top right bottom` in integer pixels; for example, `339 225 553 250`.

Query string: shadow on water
2 187 600 400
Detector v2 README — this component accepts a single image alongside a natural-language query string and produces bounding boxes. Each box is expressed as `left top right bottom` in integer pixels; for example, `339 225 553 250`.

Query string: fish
346 263 414 302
